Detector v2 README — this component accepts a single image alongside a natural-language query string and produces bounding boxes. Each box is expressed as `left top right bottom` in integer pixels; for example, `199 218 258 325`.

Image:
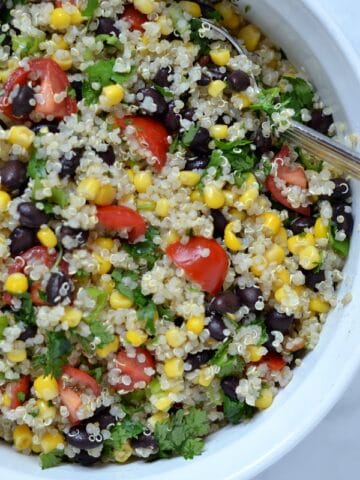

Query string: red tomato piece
9 246 69 274
97 205 147 243
0 58 77 121
116 116 169 171
114 347 155 392
265 176 311 216
261 353 286 371
10 375 30 409
30 282 47 306
166 236 229 295
121 4 147 31
58 366 101 424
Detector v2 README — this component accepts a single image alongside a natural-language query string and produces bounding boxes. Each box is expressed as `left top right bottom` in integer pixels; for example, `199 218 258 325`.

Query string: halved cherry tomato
58 365 101 424
0 58 77 121
121 4 147 31
261 353 286 371
30 282 46 306
114 347 155 392
97 205 147 243
266 145 310 216
10 375 30 409
9 246 69 275
166 236 229 295
116 116 169 171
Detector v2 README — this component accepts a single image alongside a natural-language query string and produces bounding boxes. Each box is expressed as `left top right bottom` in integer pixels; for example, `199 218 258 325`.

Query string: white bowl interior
3 1 360 479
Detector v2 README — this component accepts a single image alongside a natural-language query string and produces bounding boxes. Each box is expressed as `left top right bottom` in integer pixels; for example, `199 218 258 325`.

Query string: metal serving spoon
201 18 360 179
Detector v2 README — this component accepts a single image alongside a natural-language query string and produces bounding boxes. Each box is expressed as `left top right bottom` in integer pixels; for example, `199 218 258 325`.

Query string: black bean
184 155 209 171
265 309 294 334
11 84 35 117
289 216 316 234
0 118 7 129
174 317 184 327
197 72 211 86
46 272 73 306
227 70 251 92
19 324 37 341
208 65 227 81
9 227 38 256
59 148 83 179
95 410 116 430
189 127 210 154
137 87 168 116
332 204 354 236
96 17 120 35
185 349 215 371
207 312 228 341
97 146 115 166
59 226 89 250
211 209 227 238
198 55 211 67
328 178 351 202
263 333 276 353
235 286 262 311
182 107 196 122
18 202 50 229
164 104 181 133
74 450 100 467
304 269 326 291
70 81 83 102
131 431 158 452
254 130 273 155
154 66 173 87
0 160 28 196
66 424 103 450
308 109 333 135
32 120 59 134
220 376 239 401
210 291 241 314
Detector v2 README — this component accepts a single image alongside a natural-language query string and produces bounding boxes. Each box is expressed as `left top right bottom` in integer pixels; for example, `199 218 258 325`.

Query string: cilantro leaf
39 449 64 469
154 84 174 98
82 80 99 106
33 331 71 378
281 76 313 120
137 301 157 336
27 150 47 180
247 315 268 345
11 34 44 58
50 187 69 208
250 87 282 116
16 391 26 402
210 341 245 378
0 315 8 339
82 0 99 18
89 320 114 348
88 366 104 383
198 150 224 189
329 223 350 257
297 148 322 172
190 18 210 56
85 287 114 347
182 125 199 147
14 293 36 325
222 396 256 424
104 419 144 458
123 227 161 269
95 34 121 48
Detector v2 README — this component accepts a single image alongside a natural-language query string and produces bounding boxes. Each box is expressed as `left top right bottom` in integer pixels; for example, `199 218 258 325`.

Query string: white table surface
256 2 360 479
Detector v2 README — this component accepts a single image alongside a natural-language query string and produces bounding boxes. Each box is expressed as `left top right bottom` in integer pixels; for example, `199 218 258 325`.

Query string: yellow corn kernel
309 297 331 314
210 48 231 66
51 49 72 71
126 329 148 347
0 190 11 211
77 177 101 201
275 285 299 308
298 245 321 270
229 208 246 221
36 400 57 421
31 442 42 453
186 315 205 335
267 58 278 69
4 272 28 294
179 1 202 17
153 395 173 412
155 198 170 217
157 15 173 36
209 124 229 140
274 227 288 248
247 345 263 362
13 424 32 451
101 84 125 108
133 171 152 193
37 226 57 248
52 34 69 50
95 237 114 250
163 230 180 246
208 80 226 97
110 291 133 309
96 336 120 358
40 431 64 454
165 327 187 347
93 253 112 275
294 285 306 296
224 190 236 206
61 306 83 328
126 169 135 182
2 393 11 408
255 388 273 410
314 217 329 239
273 267 291 290
8 126 34 149
164 357 184 379
239 188 259 209
50 8 71 30
137 199 156 211
100 278 115 294
179 171 201 187
190 190 203 202
236 92 251 109
261 212 282 236
94 184 117 206
265 244 285 264
114 441 133 463
34 375 59 401
7 348 26 363
148 412 169 429
224 221 242 252
69 7 83 25
134 0 155 15
204 184 225 209
250 256 268 277
287 232 315 255
198 367 215 387
215 1 242 30
238 24 261 51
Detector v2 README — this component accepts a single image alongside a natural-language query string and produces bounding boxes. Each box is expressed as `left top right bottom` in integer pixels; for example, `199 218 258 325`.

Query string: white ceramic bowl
3 1 360 479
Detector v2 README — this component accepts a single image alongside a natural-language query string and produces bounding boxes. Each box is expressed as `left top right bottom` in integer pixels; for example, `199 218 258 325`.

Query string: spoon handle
285 120 360 179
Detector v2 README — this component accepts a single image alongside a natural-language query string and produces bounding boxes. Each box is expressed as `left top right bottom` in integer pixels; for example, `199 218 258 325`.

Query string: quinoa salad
0 0 354 470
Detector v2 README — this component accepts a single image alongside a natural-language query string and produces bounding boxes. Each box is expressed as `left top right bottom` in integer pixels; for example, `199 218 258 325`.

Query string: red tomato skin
97 205 147 243
122 5 147 31
116 116 169 171
59 388 82 425
0 58 77 121
261 353 286 371
61 365 101 396
30 282 46 306
265 176 311 216
114 347 155 392
166 237 229 295
10 376 30 409
9 246 69 274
